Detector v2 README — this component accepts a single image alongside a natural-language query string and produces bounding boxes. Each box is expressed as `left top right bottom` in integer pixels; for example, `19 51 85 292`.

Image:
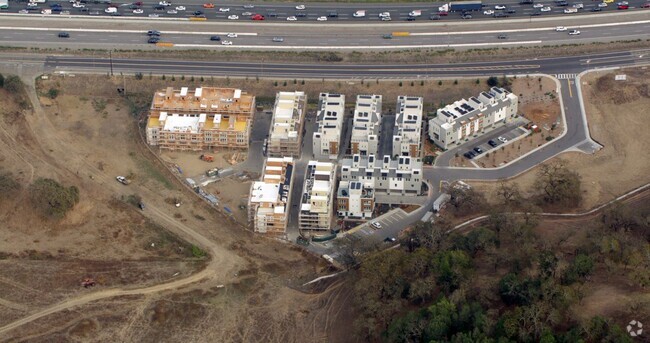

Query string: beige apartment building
299 161 337 232
248 157 295 236
146 86 255 151
267 91 307 158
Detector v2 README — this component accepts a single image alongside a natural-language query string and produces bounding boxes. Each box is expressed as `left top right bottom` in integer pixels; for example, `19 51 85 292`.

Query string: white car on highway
568 29 580 35
158 1 171 6
221 40 233 45
378 11 390 18
226 32 237 38
175 6 185 10
295 4 305 10
598 2 608 6
533 3 545 7
72 2 85 8
495 4 506 9
218 7 229 12
540 6 552 11
18 9 29 13
227 15 239 20
27 2 38 7
381 16 392 21
167 9 178 14
555 26 567 31
483 9 494 15
286 15 297 21
317 16 327 21
133 8 143 14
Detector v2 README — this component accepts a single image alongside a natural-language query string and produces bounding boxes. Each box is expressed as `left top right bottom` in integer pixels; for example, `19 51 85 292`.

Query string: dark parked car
148 37 160 43
147 30 161 36
488 140 498 147
210 35 221 41
497 34 508 39
474 147 484 154
58 32 70 38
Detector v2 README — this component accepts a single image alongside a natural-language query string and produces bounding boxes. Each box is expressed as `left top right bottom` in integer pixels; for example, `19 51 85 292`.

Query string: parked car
498 136 508 143
474 147 484 154
210 35 221 41
371 221 382 229
384 237 396 243
116 176 131 184
488 139 499 147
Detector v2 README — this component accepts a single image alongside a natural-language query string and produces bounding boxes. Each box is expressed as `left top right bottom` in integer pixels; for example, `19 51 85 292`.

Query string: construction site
146 86 256 152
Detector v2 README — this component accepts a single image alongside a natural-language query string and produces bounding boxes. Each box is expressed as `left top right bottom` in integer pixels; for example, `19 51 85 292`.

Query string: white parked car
295 4 305 10
483 9 494 15
286 15 297 21
27 2 38 7
167 9 177 14
221 40 233 45
72 3 85 8
540 6 552 11
227 14 239 20
316 16 327 21
371 221 382 229
158 1 170 6
498 136 508 143
218 7 229 12
598 2 608 6
175 6 185 10
226 32 237 38
133 8 143 14
555 26 567 31
378 11 390 17
533 3 545 8
495 5 506 9
568 29 580 35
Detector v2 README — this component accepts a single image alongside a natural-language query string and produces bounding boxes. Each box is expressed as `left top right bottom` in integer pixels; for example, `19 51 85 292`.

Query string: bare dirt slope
0 75 355 342
471 67 650 210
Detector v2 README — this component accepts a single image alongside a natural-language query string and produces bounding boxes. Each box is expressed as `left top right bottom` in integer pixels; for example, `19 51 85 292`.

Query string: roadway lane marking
568 80 573 98
0 26 258 36
409 19 650 36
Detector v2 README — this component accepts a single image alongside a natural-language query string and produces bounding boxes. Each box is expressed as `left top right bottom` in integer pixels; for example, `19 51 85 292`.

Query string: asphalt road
40 48 650 78
3 0 649 22
1 17 650 49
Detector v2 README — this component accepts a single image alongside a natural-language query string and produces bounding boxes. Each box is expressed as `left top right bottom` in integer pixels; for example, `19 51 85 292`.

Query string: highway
2 0 649 22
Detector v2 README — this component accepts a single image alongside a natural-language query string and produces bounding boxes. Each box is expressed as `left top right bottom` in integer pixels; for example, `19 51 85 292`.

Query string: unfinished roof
160 113 206 133
151 86 255 115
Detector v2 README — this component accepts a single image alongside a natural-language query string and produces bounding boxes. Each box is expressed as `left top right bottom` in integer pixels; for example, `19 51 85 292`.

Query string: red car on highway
202 3 214 8
251 13 265 20
643 2 650 7
617 4 629 9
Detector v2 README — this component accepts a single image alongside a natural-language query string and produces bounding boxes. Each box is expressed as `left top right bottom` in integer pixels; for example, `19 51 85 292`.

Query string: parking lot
341 208 408 243
462 126 529 161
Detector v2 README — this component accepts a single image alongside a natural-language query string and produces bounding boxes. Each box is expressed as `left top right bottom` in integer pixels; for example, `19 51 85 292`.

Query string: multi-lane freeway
2 0 650 21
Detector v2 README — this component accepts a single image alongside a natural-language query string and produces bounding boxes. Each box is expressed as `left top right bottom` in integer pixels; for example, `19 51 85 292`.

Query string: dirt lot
449 75 562 168
0 75 356 342
471 67 650 210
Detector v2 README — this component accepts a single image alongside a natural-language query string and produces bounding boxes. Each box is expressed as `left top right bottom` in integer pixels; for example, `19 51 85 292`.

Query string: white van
104 7 117 13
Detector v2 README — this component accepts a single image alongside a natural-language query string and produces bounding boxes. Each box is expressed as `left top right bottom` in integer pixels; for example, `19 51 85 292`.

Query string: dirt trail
0 75 242 336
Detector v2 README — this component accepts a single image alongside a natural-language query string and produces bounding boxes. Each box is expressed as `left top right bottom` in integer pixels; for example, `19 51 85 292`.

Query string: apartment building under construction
248 157 295 236
267 91 307 158
146 86 256 151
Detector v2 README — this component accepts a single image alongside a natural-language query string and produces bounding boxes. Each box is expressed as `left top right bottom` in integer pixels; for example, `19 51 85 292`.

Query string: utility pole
109 50 114 76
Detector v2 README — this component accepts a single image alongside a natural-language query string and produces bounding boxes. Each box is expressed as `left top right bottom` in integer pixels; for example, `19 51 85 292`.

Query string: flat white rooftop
162 113 206 133
250 182 280 203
